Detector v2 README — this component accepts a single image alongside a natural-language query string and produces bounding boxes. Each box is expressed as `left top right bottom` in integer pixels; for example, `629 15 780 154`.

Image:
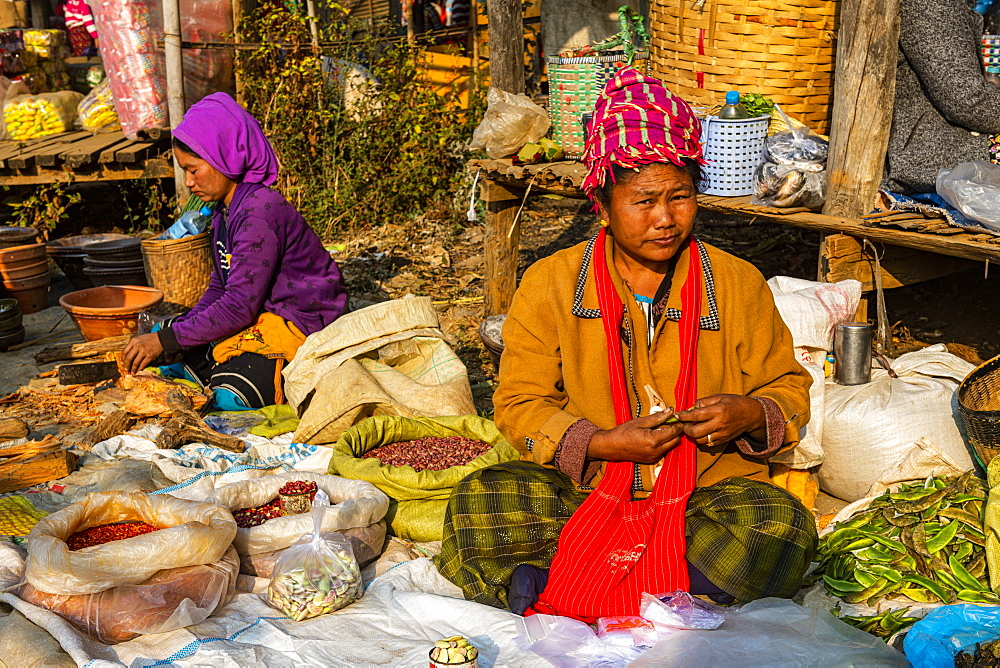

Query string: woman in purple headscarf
122 93 349 409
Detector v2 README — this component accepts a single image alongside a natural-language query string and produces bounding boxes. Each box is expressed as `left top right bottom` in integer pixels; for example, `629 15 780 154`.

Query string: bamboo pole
163 0 190 203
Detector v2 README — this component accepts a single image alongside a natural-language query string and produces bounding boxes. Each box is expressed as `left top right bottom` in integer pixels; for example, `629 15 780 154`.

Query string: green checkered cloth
434 461 587 609
686 477 818 602
435 465 817 609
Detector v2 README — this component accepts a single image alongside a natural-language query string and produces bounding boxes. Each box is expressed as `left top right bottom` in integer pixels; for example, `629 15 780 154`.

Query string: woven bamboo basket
958 354 1000 469
141 232 213 309
649 0 839 134
547 51 648 158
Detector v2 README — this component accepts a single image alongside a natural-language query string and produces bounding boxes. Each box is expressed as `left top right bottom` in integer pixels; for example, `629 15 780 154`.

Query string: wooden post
822 0 901 218
162 0 190 204
482 0 525 316
486 0 524 95
483 180 524 315
29 0 46 29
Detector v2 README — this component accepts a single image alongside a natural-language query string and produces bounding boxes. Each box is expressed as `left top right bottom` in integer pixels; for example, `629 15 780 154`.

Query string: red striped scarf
529 228 702 621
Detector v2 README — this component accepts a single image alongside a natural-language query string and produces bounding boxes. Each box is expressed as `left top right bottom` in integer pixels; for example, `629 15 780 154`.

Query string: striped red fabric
528 229 703 622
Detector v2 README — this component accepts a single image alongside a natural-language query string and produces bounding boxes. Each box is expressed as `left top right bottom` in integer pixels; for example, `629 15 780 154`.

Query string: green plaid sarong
434 461 587 609
435 464 817 609
686 477 818 602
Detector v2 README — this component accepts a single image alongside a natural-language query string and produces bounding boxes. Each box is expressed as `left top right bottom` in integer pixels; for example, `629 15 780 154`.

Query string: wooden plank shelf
470 158 1000 313
0 130 173 185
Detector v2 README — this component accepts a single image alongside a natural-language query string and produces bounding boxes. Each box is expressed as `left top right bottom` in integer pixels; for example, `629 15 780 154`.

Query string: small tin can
429 636 478 668
834 322 873 385
279 491 312 515
429 650 477 668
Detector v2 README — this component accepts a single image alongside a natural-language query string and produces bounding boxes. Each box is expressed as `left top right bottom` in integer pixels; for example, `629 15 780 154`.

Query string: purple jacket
160 183 349 353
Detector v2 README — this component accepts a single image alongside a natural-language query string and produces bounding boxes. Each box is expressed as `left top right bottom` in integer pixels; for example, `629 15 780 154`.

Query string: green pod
959 531 986 548
934 568 966 593
894 486 950 514
957 589 1000 604
899 587 936 603
856 546 895 563
843 577 890 605
949 555 988 592
882 510 921 528
967 552 988 580
854 568 878 588
938 507 983 531
859 532 906 553
954 541 974 562
867 580 903 607
902 574 953 603
866 564 903 583
890 487 940 502
926 521 961 554
822 574 867 594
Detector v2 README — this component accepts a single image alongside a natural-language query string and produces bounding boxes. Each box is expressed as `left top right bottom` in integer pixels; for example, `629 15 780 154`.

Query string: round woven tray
649 0 838 134
958 354 1000 469
141 232 213 309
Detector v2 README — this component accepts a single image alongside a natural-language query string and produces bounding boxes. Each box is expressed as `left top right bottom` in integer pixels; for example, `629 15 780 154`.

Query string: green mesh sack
328 415 519 540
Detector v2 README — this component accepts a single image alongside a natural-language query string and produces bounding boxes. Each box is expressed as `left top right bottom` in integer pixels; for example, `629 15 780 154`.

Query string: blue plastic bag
903 604 1000 668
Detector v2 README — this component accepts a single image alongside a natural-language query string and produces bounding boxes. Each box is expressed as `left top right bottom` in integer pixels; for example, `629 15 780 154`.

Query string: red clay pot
2 271 50 314
59 285 164 341
0 243 46 266
0 259 47 281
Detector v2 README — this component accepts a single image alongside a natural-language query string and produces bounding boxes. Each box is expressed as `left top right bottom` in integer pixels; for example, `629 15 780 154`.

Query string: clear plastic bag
4 90 84 140
936 161 1000 230
515 613 649 668
596 616 658 648
751 105 828 210
207 471 389 557
264 490 364 621
20 546 239 644
77 79 121 133
240 522 386 578
25 491 237 595
638 590 728 630
469 87 550 159
751 161 826 209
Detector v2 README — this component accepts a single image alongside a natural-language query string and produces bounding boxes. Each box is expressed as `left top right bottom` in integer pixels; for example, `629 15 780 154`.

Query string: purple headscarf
174 93 279 186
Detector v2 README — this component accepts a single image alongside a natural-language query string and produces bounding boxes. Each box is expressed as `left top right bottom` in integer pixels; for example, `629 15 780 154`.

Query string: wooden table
472 158 1000 315
0 130 173 186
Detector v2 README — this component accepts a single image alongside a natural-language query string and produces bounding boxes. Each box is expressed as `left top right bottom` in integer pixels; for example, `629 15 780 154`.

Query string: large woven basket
958 354 1000 469
649 0 838 134
141 232 213 309
547 51 648 158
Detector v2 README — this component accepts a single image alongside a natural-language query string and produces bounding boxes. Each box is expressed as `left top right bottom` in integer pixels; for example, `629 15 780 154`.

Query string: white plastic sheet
631 598 907 667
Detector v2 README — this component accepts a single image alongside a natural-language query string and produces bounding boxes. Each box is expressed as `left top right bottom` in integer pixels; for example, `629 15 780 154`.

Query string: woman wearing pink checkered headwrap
435 69 815 617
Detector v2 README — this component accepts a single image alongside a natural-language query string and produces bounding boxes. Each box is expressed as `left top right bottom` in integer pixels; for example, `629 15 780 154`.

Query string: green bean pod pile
816 472 996 611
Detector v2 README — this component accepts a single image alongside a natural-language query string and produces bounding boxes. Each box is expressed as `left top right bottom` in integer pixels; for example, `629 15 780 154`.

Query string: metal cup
834 322 873 385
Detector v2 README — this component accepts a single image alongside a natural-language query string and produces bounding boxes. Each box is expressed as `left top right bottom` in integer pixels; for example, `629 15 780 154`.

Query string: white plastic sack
632 598 906 667
937 161 1000 231
469 87 549 159
207 471 389 556
767 276 863 351
818 344 975 502
770 346 826 468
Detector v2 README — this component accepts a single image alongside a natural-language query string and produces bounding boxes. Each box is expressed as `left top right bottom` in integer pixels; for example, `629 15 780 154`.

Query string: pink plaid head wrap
582 67 704 201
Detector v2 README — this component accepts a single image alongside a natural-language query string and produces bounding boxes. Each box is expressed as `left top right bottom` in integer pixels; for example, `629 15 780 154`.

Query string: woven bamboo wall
649 0 839 134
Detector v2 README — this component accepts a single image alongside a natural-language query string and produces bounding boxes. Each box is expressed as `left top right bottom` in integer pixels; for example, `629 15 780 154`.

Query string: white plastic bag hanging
469 87 550 159
264 490 363 621
936 161 1000 230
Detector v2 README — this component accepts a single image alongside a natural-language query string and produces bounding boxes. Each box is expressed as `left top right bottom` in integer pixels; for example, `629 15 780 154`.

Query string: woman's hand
674 395 766 447
587 410 685 464
121 333 165 374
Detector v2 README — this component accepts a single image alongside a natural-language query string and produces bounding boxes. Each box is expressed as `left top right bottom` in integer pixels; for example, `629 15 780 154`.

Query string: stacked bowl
0 242 49 314
82 238 148 287
47 233 132 290
0 226 39 249
0 297 24 351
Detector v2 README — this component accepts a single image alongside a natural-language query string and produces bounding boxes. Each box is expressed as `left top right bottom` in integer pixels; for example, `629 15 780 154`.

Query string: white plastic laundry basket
700 115 770 196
